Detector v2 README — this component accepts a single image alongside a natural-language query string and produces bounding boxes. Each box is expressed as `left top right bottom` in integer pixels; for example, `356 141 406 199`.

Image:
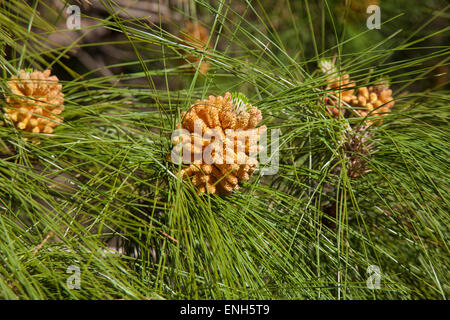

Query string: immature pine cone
181 21 211 75
172 92 266 195
342 125 374 178
351 82 395 121
324 73 356 116
4 69 64 134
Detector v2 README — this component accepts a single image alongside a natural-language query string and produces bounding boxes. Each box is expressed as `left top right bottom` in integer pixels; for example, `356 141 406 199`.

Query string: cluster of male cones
319 60 386 179
323 73 356 116
2 62 391 194
321 59 395 123
3 69 64 135
172 92 266 195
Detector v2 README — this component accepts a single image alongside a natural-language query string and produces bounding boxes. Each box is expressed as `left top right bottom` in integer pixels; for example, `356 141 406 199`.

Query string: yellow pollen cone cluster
4 69 64 134
351 84 395 121
172 92 266 195
324 74 356 116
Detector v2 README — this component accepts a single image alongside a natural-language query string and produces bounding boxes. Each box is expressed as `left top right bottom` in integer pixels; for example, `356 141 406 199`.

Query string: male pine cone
4 69 64 134
324 73 356 116
351 83 395 120
172 92 266 195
